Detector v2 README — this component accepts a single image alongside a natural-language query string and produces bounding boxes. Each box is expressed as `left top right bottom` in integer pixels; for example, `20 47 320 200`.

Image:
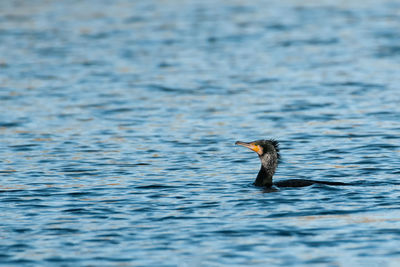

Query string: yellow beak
235 141 261 154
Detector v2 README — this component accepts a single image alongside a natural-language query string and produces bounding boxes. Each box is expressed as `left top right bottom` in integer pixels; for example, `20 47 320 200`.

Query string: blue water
1 0 400 266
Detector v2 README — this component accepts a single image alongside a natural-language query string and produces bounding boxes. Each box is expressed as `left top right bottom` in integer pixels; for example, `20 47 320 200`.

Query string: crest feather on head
266 139 280 160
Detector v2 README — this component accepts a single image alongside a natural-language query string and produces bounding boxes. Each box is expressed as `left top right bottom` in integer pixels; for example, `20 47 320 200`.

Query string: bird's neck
254 165 273 187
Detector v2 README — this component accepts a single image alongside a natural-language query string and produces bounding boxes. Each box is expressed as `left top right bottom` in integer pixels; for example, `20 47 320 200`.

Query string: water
1 0 400 266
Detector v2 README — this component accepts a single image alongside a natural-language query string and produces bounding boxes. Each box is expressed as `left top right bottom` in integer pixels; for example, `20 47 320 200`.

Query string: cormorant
235 139 348 187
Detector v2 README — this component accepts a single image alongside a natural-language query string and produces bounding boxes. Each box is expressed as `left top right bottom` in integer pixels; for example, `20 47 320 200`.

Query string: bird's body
274 179 347 187
235 139 348 188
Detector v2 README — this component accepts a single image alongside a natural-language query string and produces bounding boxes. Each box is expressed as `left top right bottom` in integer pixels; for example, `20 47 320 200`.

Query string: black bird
235 139 348 187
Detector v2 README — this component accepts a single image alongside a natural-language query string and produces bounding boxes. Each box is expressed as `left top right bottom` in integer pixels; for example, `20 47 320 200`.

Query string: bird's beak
235 141 261 155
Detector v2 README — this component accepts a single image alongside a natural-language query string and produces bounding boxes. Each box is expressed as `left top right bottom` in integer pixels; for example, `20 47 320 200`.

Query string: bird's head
235 139 280 159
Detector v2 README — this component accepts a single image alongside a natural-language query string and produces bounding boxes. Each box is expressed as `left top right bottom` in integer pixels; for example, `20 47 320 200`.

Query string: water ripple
1 0 400 266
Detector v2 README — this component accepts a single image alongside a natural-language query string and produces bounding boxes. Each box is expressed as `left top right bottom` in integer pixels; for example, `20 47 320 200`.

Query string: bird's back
274 179 349 187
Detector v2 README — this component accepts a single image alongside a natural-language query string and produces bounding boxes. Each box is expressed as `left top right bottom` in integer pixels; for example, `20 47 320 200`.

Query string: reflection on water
1 0 400 265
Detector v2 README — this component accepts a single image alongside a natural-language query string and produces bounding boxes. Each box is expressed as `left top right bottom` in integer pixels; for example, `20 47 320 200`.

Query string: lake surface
1 0 400 266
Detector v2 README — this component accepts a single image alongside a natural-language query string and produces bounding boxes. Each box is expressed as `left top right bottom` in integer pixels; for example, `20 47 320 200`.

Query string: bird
235 139 348 188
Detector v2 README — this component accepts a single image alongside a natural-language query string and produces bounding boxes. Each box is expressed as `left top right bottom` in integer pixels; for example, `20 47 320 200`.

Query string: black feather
268 139 280 159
